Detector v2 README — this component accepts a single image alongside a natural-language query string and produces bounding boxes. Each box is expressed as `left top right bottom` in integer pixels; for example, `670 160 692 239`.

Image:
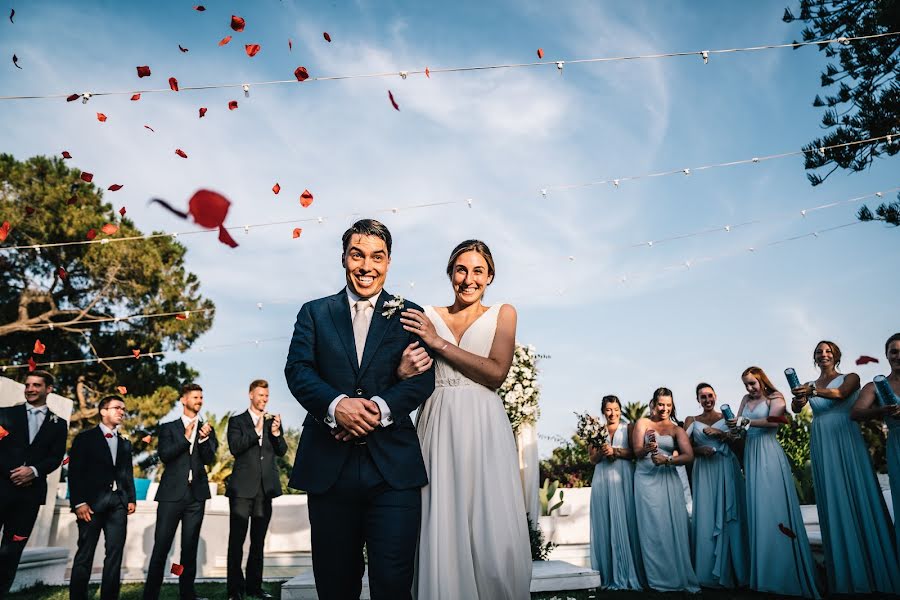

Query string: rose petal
425 67 430 78
168 77 179 92
131 93 141 101
323 32 331 42
33 340 46 355
175 148 188 159
62 456 69 465
81 172 93 182
778 523 797 539
119 206 126 216
97 113 107 122
62 151 72 159
292 227 303 238
388 90 399 111
24 206 35 216
294 66 309 81
66 196 77 206
67 93 81 102
132 349 140 358
856 355 879 365
144 125 155 132
28 357 36 372
116 386 127 395
58 267 67 279
12 54 22 69
230 15 245 32
12 534 28 542
136 65 151 78
272 183 281 194
0 425 8 440
199 107 208 118
101 223 118 235
537 48 544 59
178 44 189 53
288 38 292 51
142 434 152 443
9 8 14 23
171 563 184 576
218 35 232 47
218 226 238 248
228 100 238 110
245 44 261 57
175 313 188 321
0 222 8 243
193 5 205 11
86 229 97 240
108 184 123 191
189 189 231 228
300 189 314 208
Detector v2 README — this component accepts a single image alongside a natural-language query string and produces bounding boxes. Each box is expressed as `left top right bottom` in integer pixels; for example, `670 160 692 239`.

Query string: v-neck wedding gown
413 304 532 600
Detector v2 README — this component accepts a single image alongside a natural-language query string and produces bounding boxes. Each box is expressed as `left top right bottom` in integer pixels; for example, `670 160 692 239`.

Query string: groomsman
68 394 136 600
143 383 218 600
0 371 67 597
225 380 288 600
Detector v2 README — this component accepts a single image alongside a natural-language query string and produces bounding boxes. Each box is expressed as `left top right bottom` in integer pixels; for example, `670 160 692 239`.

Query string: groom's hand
334 397 381 439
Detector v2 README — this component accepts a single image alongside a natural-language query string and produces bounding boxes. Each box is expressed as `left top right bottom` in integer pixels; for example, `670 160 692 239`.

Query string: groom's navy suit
285 288 435 600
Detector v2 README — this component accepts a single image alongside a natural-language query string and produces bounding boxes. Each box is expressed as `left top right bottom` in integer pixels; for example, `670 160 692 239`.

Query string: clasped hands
332 397 382 442
8 466 36 487
184 419 213 441
255 413 282 437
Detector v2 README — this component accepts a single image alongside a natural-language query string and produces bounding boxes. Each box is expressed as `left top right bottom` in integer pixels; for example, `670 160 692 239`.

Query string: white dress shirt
26 404 48 478
249 408 264 446
75 423 119 507
181 414 208 481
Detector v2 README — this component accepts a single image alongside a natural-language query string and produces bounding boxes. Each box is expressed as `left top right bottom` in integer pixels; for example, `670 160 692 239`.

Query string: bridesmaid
735 367 819 599
851 332 900 554
631 388 700 593
587 395 644 591
791 340 900 595
684 383 749 589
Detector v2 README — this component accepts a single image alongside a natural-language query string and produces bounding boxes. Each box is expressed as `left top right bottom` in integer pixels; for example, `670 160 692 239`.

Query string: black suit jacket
284 288 436 493
226 411 288 499
154 418 218 502
0 403 67 505
67 426 136 510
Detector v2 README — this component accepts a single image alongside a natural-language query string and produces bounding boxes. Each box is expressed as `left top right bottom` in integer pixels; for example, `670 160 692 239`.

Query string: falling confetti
86 229 97 240
425 67 430 78
62 456 69 465
24 206 35 216
856 355 880 365
175 149 188 159
33 340 46 355
288 38 292 51
12 535 28 542
28 357 36 372
230 15 245 32
176 313 188 321
218 36 232 47
108 184 124 191
388 90 399 111
778 523 797 539
132 349 141 358
199 107 208 118
12 54 22 69
97 113 108 122
537 48 544 59
178 44 189 53
193 5 205 11
67 94 80 102
0 221 9 243
171 564 184 576
168 77 179 92
116 386 127 395
323 32 332 42
61 151 72 159
272 183 281 194
150 189 239 248
300 189 314 207
292 227 303 238
294 66 309 81
101 223 119 235
9 9 14 23
0 425 7 440
142 434 152 443
66 196 77 205
136 65 151 78
119 206 126 216
144 125 155 132
245 44 261 57
228 100 238 110
58 267 67 279
131 93 141 101
80 172 94 182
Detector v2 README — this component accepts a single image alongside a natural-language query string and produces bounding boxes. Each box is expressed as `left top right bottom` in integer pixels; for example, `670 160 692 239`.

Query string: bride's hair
446 240 495 281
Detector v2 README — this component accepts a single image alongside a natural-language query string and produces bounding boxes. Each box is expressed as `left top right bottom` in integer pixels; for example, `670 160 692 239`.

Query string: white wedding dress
414 304 532 600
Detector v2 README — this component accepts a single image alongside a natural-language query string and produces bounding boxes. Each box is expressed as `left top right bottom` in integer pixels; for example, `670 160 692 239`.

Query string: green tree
539 434 594 488
277 426 302 494
782 1 900 225
776 407 815 503
622 401 648 423
0 154 215 446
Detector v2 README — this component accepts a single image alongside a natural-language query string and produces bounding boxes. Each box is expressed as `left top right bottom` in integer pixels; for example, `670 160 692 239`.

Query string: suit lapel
15 404 28 445
94 426 114 467
359 290 391 376
328 289 359 373
29 408 55 447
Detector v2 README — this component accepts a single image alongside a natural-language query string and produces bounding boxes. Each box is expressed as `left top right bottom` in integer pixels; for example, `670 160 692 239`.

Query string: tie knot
105 432 114 439
28 406 47 415
354 299 371 314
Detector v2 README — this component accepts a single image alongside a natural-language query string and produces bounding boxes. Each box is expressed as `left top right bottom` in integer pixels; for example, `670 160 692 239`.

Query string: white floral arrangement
498 343 541 434
381 295 405 319
573 411 609 448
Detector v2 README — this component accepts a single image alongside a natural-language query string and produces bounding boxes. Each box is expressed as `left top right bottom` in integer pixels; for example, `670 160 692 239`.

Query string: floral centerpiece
498 343 541 434
573 411 609 448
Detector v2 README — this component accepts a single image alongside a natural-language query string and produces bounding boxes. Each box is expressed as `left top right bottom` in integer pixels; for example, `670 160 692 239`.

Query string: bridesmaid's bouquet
574 412 609 448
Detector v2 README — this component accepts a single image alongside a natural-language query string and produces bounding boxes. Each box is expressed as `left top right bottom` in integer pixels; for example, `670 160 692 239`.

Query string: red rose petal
119 206 126 216
300 189 314 207
388 90 399 111
199 107 208 118
62 456 69 465
86 229 97 240
12 54 22 69
175 313 188 321
108 184 123 191
218 226 238 248
58 267 67 279
132 349 140 358
28 357 36 372
62 151 72 159
151 190 238 248
131 93 141 101
116 386 127 395
24 206 35 216
9 8 14 23
292 227 303 238
67 94 81 102
97 113 107 122
288 38 292 51
294 66 309 82
33 340 46 355
81 172 94 182
136 65 151 78
245 44 261 57
323 32 332 42
171 563 184 576
67 196 77 205
101 223 119 235
142 434 152 443
0 221 9 243
272 183 281 194
179 44 189 53
193 5 205 11
144 125 155 132
218 36 232 47
0 425 8 440
778 523 797 539
425 67 430 78
856 355 879 365
175 149 188 159
537 48 544 59
228 100 238 110
12 534 28 542
230 15 245 32
168 77 179 92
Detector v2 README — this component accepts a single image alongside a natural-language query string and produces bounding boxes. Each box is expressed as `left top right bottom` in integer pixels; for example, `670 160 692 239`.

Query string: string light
12 308 215 330
1 32 896 102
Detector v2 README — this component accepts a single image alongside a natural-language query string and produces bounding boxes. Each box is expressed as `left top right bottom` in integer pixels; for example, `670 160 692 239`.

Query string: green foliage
203 411 234 495
858 418 888 473
539 478 564 516
126 386 180 477
776 407 815 503
527 516 555 561
622 401 648 423
539 434 594 488
278 426 303 494
782 1 900 222
0 154 215 443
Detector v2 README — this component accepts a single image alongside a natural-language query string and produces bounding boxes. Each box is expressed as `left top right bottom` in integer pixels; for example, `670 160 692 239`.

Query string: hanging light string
29 308 214 331
1 32 897 102
541 132 899 195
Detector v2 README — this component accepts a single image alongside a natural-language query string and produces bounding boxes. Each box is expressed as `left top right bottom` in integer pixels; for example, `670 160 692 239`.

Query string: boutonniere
264 413 274 421
381 294 405 319
50 414 59 424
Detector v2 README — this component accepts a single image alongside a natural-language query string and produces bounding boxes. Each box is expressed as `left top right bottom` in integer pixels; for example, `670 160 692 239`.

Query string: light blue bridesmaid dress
588 424 645 590
688 419 749 588
887 414 900 555
633 434 700 593
808 375 900 594
741 400 820 598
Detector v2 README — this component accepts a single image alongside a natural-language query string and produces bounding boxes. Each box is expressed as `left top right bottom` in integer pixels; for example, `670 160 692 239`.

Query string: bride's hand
400 309 439 347
396 342 433 380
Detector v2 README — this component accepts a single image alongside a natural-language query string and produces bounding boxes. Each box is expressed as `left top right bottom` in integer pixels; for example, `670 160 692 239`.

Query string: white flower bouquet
574 411 609 448
497 343 541 434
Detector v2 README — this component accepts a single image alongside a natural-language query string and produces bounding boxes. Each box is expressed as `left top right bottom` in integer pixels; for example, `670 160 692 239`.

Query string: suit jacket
226 410 288 499
284 288 436 494
67 425 136 510
0 403 67 505
153 417 218 502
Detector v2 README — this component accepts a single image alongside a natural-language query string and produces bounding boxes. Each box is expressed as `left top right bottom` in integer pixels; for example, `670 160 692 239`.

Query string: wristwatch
810 387 818 397
666 456 673 466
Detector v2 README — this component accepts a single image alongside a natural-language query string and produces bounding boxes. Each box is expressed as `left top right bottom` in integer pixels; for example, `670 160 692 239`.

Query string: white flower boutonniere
50 414 59 424
381 295 405 319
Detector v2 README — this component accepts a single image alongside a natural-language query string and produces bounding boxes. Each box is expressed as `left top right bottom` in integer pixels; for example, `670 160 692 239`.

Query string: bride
398 239 532 600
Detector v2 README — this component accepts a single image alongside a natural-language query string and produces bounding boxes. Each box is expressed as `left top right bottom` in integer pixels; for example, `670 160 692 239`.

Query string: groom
285 219 435 600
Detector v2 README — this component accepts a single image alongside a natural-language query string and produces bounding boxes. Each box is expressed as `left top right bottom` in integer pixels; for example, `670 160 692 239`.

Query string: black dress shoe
247 592 273 599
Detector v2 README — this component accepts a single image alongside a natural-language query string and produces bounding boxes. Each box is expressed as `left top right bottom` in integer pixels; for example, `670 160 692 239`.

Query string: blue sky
2 1 897 456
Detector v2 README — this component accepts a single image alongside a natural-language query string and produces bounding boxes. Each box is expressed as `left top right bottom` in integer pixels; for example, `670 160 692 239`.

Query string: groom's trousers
307 443 421 600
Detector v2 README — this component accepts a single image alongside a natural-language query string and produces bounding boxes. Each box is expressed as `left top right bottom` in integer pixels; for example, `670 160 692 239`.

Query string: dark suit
225 410 288 597
0 403 67 597
284 289 435 600
143 417 218 600
68 426 136 600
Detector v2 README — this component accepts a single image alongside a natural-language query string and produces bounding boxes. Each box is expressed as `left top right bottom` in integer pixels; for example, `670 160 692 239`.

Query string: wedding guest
226 380 288 600
791 340 900 595
734 367 819 598
631 388 699 593
587 395 644 591
68 395 136 600
143 383 218 600
0 371 67 597
684 383 748 589
851 332 900 554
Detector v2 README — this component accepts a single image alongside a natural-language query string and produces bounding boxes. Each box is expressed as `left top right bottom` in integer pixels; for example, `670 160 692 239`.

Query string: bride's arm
401 305 517 389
